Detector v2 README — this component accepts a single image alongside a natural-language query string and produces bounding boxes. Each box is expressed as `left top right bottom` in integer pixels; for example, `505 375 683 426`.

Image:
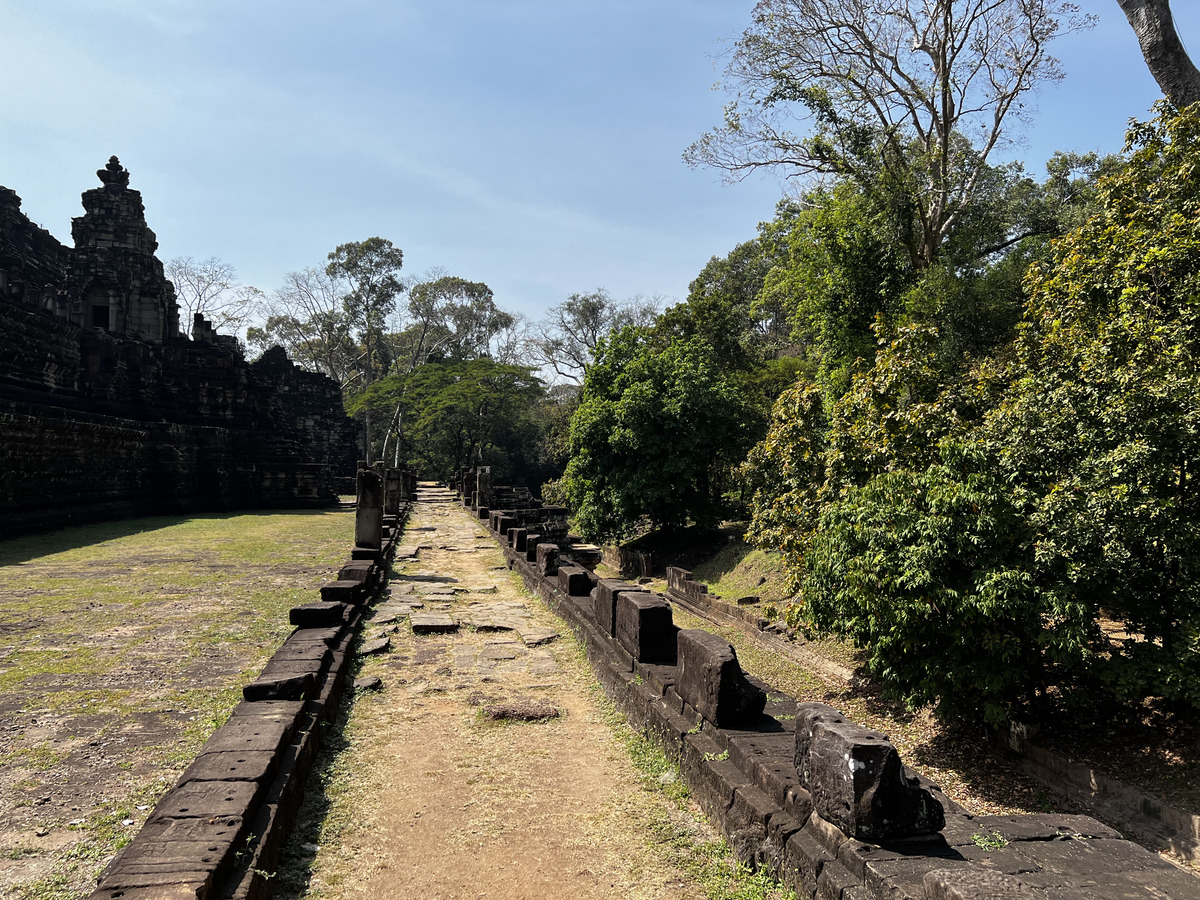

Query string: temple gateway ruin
0 157 357 537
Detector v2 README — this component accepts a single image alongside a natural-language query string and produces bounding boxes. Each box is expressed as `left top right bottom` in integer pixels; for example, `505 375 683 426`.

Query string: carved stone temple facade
0 158 358 537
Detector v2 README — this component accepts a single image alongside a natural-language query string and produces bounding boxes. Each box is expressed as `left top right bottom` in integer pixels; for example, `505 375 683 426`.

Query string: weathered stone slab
519 627 559 646
923 868 1032 898
675 629 766 727
180 750 276 785
242 672 313 702
149 780 260 821
338 560 375 583
795 701 944 842
411 613 458 634
360 636 391 655
319 580 362 604
199 713 297 755
616 592 677 664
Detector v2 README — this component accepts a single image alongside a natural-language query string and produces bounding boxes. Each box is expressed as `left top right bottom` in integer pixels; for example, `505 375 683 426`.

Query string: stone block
922 868 1033 898
179 751 276 786
615 592 677 663
319 580 362 604
289 601 349 628
675 629 766 727
524 534 543 562
149 780 260 822
536 543 559 576
477 506 490 520
354 467 383 550
338 560 374 583
509 527 528 550
557 565 592 596
242 672 313 702
496 514 516 536
592 578 646 637
795 701 944 842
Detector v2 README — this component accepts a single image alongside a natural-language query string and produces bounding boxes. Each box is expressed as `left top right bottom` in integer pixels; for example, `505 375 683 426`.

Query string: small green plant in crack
704 750 730 762
971 831 1008 850
632 674 644 686
686 722 702 735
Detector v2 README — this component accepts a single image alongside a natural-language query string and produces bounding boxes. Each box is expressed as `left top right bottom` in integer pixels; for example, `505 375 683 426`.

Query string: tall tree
326 237 405 462
166 256 261 338
326 237 405 387
248 267 357 385
1118 0 1200 108
533 289 660 385
685 0 1092 269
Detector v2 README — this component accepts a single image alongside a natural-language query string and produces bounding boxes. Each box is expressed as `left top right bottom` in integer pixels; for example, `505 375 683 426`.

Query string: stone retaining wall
87 467 412 900
469 492 1200 900
667 567 1200 868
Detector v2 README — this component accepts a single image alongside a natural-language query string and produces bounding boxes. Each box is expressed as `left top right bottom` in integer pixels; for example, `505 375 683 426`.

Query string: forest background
165 0 1200 736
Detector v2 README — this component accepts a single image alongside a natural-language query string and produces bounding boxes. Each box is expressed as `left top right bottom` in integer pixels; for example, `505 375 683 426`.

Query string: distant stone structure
0 158 358 536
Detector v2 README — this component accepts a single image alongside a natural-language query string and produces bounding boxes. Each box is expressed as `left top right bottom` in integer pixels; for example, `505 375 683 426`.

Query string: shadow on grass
271 660 365 899
0 507 347 567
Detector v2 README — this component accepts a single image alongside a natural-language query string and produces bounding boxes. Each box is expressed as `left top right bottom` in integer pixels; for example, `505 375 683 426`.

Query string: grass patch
593 684 794 900
690 538 793 608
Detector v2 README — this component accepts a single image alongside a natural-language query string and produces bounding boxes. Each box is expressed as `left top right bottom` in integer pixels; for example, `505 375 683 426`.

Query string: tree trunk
1117 0 1200 109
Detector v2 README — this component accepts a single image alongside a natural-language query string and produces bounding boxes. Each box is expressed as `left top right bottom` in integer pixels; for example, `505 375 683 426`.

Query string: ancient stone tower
54 156 180 341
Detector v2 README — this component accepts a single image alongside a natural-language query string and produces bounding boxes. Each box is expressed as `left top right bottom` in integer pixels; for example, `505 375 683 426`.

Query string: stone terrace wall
0 300 358 535
467 488 1200 900
89 466 411 900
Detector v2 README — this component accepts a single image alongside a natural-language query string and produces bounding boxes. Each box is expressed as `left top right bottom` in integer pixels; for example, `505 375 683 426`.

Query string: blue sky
1 1 1196 323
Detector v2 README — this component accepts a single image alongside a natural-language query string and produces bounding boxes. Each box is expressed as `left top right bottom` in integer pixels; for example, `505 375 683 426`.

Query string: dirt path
278 486 740 900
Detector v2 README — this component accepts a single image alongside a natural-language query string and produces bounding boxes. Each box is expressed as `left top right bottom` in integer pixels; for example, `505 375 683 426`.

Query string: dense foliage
560 328 749 541
744 106 1200 725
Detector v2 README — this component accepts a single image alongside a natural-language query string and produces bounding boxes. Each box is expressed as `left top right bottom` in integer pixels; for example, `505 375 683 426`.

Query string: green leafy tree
353 358 545 481
983 103 1200 710
745 105 1200 724
562 328 749 541
326 237 405 388
686 0 1092 269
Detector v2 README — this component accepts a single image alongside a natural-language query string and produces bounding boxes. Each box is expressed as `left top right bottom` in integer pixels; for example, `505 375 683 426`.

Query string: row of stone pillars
452 465 493 512
354 461 417 559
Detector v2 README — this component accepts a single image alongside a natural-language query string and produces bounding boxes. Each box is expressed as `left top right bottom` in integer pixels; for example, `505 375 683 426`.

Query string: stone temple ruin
0 157 357 536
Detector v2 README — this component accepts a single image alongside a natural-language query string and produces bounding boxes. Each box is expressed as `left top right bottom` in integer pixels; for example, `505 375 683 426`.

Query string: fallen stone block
616 592 677 664
675 629 766 728
411 613 458 634
795 701 944 842
360 636 391 655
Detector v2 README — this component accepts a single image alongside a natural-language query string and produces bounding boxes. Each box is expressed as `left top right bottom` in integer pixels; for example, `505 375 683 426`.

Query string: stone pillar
476 466 493 510
384 468 401 518
355 466 383 551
